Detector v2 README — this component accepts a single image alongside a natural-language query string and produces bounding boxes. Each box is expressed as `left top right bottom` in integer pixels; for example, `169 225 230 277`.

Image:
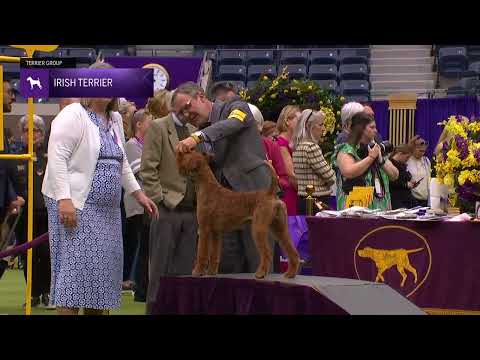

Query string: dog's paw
283 270 297 279
192 267 206 277
255 270 267 279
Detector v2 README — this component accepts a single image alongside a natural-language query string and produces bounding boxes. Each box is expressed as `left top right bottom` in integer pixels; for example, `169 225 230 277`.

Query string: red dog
177 151 300 279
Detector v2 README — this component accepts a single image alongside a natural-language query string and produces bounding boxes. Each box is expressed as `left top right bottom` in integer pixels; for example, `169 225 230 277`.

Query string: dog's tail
264 160 279 196
406 248 424 254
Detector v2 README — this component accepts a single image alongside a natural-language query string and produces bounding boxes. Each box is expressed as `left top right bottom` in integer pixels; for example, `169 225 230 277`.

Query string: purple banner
20 68 153 98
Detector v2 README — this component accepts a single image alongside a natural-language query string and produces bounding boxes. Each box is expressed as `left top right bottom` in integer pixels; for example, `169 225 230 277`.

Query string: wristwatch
191 131 205 144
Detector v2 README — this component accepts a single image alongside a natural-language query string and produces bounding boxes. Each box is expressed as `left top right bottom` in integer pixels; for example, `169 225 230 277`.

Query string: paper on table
446 213 473 222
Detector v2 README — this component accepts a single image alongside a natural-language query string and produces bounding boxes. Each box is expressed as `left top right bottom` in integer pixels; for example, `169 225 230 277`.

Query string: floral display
239 67 344 160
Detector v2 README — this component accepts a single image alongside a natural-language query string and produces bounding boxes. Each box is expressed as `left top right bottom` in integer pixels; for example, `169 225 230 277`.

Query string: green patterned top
332 143 392 211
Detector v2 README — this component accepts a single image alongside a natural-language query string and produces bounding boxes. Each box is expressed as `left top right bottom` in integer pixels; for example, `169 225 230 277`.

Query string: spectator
276 105 301 215
123 110 153 303
174 81 273 275
362 103 383 142
0 79 24 280
140 103 198 315
389 144 416 209
41 61 158 315
209 81 237 102
336 102 364 145
118 98 136 140
146 90 172 119
261 121 279 140
292 109 336 215
332 112 397 211
407 137 431 207
13 114 52 309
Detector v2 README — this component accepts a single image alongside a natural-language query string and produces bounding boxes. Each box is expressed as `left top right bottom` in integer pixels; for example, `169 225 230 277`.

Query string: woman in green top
332 112 398 210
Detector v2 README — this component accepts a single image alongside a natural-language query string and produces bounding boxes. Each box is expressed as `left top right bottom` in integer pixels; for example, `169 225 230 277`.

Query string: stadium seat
313 80 338 93
344 95 370 103
447 77 480 96
339 49 369 65
310 49 338 65
339 64 369 80
438 47 468 78
1 47 27 57
282 64 307 79
36 48 68 58
217 50 246 65
280 50 309 65
467 45 480 62
10 79 20 93
2 63 20 76
339 80 370 96
309 64 338 80
68 48 97 63
217 65 247 81
247 80 259 89
99 48 127 57
462 61 480 78
248 64 277 81
246 50 274 65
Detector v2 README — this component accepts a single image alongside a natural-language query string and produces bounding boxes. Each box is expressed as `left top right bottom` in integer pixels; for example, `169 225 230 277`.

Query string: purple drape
371 96 480 158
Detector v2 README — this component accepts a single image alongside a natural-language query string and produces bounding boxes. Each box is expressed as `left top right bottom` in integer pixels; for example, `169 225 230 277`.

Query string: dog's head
176 151 213 177
357 247 374 258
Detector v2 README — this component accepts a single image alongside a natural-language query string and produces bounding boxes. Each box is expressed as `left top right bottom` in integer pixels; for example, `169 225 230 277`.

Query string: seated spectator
124 109 153 303
13 114 51 309
333 112 398 211
389 144 416 209
292 109 335 215
407 137 431 207
146 90 172 119
336 102 364 145
276 105 301 215
261 121 279 140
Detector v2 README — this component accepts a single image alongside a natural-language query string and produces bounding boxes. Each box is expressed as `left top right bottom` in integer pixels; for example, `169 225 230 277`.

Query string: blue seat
217 65 247 81
313 80 338 93
282 64 307 79
247 80 259 89
339 49 369 65
344 95 370 103
36 48 68 58
310 49 338 65
468 45 480 62
247 64 277 81
246 50 274 65
68 48 97 63
463 61 480 77
280 50 309 65
1 47 27 57
339 80 370 96
339 63 369 80
217 50 246 65
99 48 127 57
309 64 337 80
447 77 480 96
438 47 468 78
2 63 20 76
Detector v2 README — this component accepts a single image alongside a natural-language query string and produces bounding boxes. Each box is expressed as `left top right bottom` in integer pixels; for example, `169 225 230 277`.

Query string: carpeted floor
0 269 146 315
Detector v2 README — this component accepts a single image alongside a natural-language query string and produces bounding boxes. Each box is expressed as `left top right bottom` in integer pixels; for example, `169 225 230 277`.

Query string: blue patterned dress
45 111 124 310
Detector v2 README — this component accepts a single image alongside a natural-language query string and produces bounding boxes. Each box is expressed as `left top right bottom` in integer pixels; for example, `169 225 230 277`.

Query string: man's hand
176 137 197 154
8 196 25 215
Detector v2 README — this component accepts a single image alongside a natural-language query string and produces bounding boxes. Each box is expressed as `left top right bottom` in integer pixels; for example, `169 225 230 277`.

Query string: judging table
305 216 480 314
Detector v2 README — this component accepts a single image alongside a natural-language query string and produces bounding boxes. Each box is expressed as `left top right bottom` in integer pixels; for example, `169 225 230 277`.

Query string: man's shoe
41 293 56 310
23 296 41 309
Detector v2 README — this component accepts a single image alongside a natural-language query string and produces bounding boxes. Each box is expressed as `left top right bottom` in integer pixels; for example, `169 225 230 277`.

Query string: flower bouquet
435 115 480 213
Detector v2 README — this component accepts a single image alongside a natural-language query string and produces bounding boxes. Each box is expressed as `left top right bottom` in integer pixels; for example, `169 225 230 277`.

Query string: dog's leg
207 233 222 275
397 265 408 287
405 262 418 283
251 208 273 279
192 229 210 276
270 203 300 278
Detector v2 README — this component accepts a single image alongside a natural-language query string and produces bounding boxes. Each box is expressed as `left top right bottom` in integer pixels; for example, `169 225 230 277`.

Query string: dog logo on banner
354 226 432 298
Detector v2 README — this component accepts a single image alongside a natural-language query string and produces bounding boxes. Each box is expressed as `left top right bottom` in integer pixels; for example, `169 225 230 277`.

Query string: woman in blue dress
42 62 158 315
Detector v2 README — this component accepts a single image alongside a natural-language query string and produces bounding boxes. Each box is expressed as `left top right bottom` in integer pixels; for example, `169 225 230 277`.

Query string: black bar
20 57 76 69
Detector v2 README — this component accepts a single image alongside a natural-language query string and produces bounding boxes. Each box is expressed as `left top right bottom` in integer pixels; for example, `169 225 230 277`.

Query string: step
371 49 432 58
371 45 432 51
370 57 435 66
370 64 433 73
371 80 435 90
370 72 437 82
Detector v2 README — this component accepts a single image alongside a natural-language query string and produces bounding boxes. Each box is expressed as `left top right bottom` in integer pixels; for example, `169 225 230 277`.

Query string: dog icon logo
357 247 423 287
26 76 43 90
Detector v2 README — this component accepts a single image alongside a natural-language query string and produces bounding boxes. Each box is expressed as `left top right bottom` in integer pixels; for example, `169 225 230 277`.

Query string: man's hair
340 102 364 127
209 81 238 99
171 81 205 107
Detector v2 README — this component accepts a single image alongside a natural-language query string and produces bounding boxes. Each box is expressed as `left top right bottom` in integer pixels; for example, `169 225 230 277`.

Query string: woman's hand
58 199 77 229
133 190 159 220
368 144 381 160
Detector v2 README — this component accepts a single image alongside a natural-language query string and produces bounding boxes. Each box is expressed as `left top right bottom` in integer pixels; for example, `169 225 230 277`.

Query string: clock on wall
142 63 170 91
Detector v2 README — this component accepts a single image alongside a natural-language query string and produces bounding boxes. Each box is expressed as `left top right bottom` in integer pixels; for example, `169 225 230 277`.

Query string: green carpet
0 269 146 315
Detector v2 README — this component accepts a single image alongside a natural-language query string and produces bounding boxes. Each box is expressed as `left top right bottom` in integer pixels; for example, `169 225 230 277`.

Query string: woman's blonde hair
276 105 300 133
80 61 118 118
146 90 172 119
292 109 325 150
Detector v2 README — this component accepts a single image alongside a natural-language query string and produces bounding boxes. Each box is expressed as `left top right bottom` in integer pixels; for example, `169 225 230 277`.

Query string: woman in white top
42 62 158 315
406 138 431 207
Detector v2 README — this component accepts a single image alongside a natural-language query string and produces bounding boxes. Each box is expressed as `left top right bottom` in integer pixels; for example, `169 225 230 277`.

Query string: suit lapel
167 115 179 152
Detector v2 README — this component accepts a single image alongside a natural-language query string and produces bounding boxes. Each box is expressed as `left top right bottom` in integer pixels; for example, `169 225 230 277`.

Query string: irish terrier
176 151 300 279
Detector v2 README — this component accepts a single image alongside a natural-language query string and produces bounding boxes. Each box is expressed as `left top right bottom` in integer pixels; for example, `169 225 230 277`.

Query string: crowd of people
1 70 448 315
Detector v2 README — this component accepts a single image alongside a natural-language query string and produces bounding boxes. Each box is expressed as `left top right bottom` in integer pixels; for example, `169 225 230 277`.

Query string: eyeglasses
175 98 193 121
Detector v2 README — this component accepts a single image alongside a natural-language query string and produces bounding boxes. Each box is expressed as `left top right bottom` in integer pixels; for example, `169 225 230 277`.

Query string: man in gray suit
173 82 272 274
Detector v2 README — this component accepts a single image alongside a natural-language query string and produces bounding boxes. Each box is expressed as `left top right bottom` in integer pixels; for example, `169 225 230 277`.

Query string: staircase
369 45 437 100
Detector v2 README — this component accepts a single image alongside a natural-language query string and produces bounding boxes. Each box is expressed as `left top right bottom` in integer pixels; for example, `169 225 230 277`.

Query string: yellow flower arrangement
320 106 336 135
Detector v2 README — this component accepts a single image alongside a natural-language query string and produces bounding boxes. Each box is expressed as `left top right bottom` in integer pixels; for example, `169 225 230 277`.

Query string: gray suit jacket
201 96 270 192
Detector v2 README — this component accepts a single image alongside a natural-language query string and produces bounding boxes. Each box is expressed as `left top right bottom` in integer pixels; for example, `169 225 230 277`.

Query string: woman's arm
381 159 399 181
307 144 335 186
279 146 298 190
337 145 378 179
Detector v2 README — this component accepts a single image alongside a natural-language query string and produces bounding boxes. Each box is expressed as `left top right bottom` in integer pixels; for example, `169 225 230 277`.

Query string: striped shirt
293 141 336 197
